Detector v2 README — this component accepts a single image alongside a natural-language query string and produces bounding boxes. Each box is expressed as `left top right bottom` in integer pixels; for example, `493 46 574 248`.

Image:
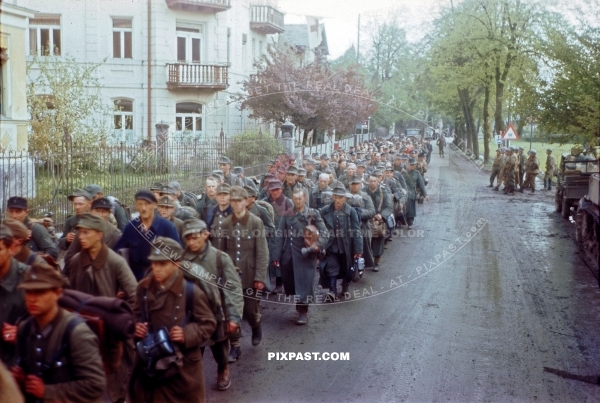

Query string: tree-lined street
205 148 600 403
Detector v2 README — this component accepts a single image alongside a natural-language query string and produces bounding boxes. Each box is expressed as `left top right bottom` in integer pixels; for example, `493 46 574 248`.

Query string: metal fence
1 136 283 232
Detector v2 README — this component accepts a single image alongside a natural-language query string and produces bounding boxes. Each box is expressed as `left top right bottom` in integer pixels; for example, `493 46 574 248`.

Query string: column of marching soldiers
0 136 433 403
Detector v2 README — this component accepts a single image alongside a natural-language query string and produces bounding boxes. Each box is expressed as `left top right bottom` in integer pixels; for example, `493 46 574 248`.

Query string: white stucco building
17 0 284 143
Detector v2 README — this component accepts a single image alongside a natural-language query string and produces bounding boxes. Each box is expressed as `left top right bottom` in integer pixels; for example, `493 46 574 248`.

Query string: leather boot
251 327 262 346
493 186 499 191
217 366 231 391
487 183 494 187
543 179 547 190
548 181 552 191
328 277 337 296
296 312 308 325
228 346 241 363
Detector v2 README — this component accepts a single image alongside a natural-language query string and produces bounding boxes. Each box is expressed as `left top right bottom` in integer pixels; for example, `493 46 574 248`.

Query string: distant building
280 16 329 66
19 0 285 144
0 1 34 152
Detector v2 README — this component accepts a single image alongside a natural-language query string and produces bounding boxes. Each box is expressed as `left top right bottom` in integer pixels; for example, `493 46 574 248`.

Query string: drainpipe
147 0 152 143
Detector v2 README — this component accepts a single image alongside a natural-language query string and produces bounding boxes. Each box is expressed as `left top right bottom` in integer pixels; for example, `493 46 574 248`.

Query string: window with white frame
176 24 202 63
112 18 132 59
113 99 134 143
29 16 61 56
175 102 202 136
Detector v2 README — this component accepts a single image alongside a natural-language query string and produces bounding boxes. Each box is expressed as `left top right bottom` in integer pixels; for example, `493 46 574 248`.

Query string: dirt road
205 147 600 403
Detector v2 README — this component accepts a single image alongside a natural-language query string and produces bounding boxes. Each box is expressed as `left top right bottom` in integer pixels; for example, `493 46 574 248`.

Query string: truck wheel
561 198 570 219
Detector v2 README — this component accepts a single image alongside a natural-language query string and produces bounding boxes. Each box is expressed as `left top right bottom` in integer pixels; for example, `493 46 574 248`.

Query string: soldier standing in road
157 196 186 246
64 197 122 271
489 149 503 188
503 147 518 195
206 183 233 250
273 188 328 324
0 225 28 367
196 176 220 222
310 173 333 210
402 159 430 227
519 150 540 194
319 185 363 298
544 148 556 191
220 187 268 360
1 219 46 267
12 263 106 403
58 189 93 251
67 213 137 403
364 172 393 272
5 197 58 259
181 219 243 391
218 156 244 187
129 238 216 403
348 175 376 269
518 147 527 187
83 184 129 231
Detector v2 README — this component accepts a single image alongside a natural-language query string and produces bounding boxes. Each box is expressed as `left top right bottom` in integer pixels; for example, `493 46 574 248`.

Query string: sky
277 0 446 59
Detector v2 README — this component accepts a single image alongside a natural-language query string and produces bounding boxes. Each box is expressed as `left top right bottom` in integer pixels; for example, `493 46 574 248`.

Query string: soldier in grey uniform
402 159 429 228
310 173 332 210
5 197 58 259
518 147 527 187
304 159 321 184
83 184 129 231
233 166 257 191
218 156 245 187
168 181 198 209
273 188 328 324
348 175 376 269
58 189 93 251
196 175 220 222
160 185 197 221
297 168 315 191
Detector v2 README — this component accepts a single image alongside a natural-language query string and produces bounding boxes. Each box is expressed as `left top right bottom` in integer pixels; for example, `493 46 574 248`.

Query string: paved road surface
204 147 600 403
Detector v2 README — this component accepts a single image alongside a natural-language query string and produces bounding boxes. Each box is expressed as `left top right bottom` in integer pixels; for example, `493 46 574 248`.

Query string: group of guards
488 146 556 194
0 136 433 403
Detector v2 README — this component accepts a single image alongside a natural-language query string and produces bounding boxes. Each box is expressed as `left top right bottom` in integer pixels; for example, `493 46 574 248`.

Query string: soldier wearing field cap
64 197 123 271
221 186 268 359
129 237 216 403
84 184 128 231
0 225 29 366
233 166 257 190
68 213 137 402
113 190 181 280
518 147 527 187
6 196 58 259
520 150 540 193
282 165 306 200
13 263 106 403
206 183 232 250
157 196 185 246
160 185 196 221
168 181 198 209
150 182 164 201
218 156 244 187
2 218 46 266
544 148 556 191
181 219 242 390
58 189 93 250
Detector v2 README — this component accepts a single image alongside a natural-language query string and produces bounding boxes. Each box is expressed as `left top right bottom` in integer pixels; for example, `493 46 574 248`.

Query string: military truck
575 174 600 283
555 151 599 219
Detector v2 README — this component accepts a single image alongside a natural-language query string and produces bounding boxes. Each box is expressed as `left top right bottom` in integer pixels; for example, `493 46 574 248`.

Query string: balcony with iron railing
167 63 229 90
165 0 231 13
250 5 284 35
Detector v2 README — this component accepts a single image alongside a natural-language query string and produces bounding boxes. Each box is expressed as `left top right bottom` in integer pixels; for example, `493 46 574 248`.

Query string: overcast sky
278 0 447 59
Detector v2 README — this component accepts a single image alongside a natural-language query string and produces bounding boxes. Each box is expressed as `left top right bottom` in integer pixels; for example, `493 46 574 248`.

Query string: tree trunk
494 65 505 135
483 84 492 164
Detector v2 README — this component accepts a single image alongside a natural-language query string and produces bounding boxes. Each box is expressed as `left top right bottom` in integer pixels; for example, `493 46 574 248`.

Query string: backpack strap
17 318 33 369
181 280 194 327
25 252 38 266
44 316 83 379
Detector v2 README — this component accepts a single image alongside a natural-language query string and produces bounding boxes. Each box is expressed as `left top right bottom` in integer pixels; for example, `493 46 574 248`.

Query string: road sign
501 124 520 140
